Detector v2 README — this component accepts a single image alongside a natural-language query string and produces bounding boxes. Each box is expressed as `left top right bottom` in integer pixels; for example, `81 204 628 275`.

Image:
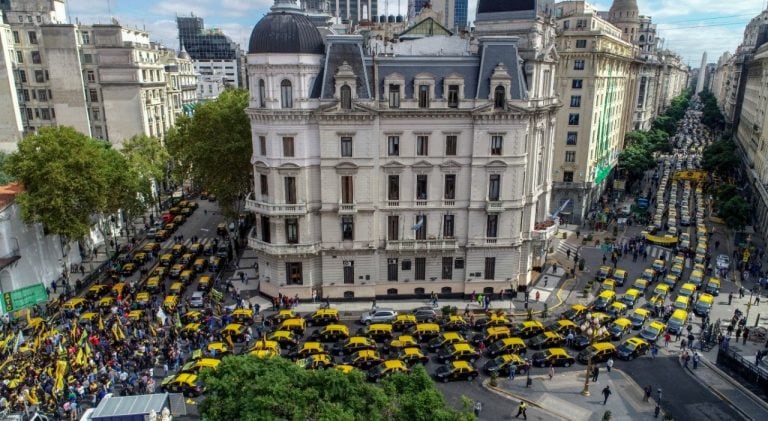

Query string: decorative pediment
412 160 434 173
439 160 462 173
486 160 508 171
381 160 406 174
253 160 270 171
490 63 512 81
335 161 359 175
277 162 301 175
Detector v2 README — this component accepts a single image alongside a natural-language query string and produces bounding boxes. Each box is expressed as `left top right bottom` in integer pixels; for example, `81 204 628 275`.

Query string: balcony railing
486 201 504 212
385 200 400 208
338 201 357 214
248 236 320 256
532 221 559 241
245 194 307 217
443 199 456 207
467 237 522 247
385 238 458 251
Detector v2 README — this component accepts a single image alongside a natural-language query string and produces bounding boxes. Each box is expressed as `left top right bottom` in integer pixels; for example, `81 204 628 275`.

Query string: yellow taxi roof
383 359 407 369
591 342 616 351
500 354 525 364
501 337 525 346
314 308 339 316
624 289 641 297
453 343 474 351
648 321 666 329
368 323 392 330
613 269 627 276
612 318 631 327
546 348 570 357
698 294 714 303
301 341 324 350
626 337 648 346
451 360 474 369
681 283 696 291
356 349 378 358
415 323 440 331
598 290 615 298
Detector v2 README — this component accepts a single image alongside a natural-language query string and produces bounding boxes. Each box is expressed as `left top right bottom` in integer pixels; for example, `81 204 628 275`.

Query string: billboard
2 283 48 314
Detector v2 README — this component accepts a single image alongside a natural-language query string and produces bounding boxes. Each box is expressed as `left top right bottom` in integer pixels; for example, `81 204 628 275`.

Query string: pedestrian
728 292 733 305
508 363 517 380
743 328 749 345
473 401 482 417
657 388 663 403
592 366 599 382
757 296 761 305
643 385 652 402
651 345 658 359
664 333 671 348
692 351 700 369
515 401 527 419
549 364 555 380
606 357 614 373
535 291 540 302
602 385 612 405
371 297 377 309
682 351 690 368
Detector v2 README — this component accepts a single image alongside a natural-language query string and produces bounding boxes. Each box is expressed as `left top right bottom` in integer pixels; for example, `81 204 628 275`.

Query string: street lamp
580 313 607 396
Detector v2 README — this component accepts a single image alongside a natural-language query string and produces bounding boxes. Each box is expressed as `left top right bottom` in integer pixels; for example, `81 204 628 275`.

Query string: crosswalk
555 241 692 268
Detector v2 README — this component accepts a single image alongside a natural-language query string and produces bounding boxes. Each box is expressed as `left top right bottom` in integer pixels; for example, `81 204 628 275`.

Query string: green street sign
1 283 48 314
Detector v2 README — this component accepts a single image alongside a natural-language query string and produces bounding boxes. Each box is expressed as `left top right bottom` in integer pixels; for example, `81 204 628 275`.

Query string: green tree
716 184 738 204
718 196 750 231
0 152 15 185
702 140 739 177
122 134 170 210
166 88 251 219
199 356 473 421
4 127 111 240
618 143 655 178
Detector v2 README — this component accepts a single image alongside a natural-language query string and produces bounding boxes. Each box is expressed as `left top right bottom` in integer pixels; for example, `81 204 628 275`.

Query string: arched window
280 79 293 109
414 287 426 295
258 79 266 108
639 35 645 43
483 287 494 294
387 288 398 295
343 291 355 299
441 287 452 294
340 85 352 109
494 86 506 109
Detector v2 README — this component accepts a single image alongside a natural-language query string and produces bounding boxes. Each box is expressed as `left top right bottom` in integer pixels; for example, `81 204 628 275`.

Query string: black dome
248 11 324 55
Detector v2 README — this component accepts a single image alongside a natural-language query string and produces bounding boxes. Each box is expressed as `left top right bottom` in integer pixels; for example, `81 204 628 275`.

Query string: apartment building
550 1 635 224
245 0 560 300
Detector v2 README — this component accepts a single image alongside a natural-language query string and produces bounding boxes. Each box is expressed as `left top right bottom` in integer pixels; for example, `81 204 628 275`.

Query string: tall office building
409 0 456 30
176 14 243 90
454 0 468 30
325 0 378 23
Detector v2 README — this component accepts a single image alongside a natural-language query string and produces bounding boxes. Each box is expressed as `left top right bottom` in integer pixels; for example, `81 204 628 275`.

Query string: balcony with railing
248 236 320 256
338 201 357 214
245 193 307 217
385 238 458 252
486 201 504 212
532 220 559 241
467 237 522 247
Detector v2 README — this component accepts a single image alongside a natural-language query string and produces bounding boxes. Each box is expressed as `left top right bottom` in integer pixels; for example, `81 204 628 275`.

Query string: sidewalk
486 368 659 421
244 266 575 319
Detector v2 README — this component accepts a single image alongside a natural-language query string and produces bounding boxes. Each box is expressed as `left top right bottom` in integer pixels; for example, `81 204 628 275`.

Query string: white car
716 255 730 271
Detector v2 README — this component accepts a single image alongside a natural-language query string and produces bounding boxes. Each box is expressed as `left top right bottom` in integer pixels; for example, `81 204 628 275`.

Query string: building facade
0 183 83 316
0 0 197 149
551 1 635 224
245 0 560 300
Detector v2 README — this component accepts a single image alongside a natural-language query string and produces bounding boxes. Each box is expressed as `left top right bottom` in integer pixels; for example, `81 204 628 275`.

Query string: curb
693 357 768 420
481 378 569 421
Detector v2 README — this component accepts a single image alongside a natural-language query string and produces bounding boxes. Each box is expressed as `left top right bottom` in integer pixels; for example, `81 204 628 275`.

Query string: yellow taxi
433 360 479 382
427 332 467 352
98 296 115 310
593 290 616 312
619 289 641 308
291 341 328 360
705 277 720 296
486 337 527 358
607 317 632 340
667 309 687 335
641 268 656 281
197 276 212 291
577 342 617 364
367 359 410 381
694 293 714 316
612 269 628 286
652 259 666 272
305 308 340 327
546 319 578 335
296 353 334 370
172 244 187 257
112 282 127 297
383 335 419 354
678 283 696 298
601 279 616 292
356 322 394 342
86 284 109 299
127 310 144 321
511 321 545 339
392 314 418 331
531 348 575 367
179 270 195 284
632 278 649 293
159 254 174 267
331 336 377 356
193 258 207 273
606 302 628 319
249 340 279 355
673 295 690 311
231 309 255 325
220 323 247 342
596 266 612 281
145 276 161 293
397 346 429 365
640 321 666 342
310 323 351 342
410 323 442 342
161 373 203 397
279 318 307 336
143 241 160 253
561 304 589 322
169 282 185 296
652 284 670 299
483 353 528 376
180 253 195 266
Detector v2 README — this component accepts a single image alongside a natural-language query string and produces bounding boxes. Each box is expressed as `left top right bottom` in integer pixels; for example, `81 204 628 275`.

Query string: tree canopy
702 140 739 177
718 196 750 231
198 356 473 421
166 88 251 219
0 152 15 185
4 127 144 240
699 90 725 131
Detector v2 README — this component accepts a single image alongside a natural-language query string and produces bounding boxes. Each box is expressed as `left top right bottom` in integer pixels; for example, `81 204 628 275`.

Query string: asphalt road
619 355 746 420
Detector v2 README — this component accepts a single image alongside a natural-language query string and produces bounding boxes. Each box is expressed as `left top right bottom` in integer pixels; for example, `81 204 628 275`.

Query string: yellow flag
84 342 92 358
26 308 31 324
149 324 157 337
78 328 88 346
33 335 41 352
75 349 85 366
98 316 105 331
225 334 234 349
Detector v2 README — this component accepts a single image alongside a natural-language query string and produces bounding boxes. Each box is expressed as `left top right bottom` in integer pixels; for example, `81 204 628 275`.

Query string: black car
412 307 438 323
483 355 529 376
526 332 564 350
331 337 378 356
530 349 575 368
616 338 650 361
569 331 611 351
433 361 479 383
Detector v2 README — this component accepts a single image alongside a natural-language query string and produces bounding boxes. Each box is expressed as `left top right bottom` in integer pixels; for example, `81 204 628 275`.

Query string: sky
65 0 767 68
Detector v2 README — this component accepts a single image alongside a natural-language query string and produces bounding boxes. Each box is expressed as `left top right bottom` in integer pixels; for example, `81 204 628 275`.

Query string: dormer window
494 86 506 109
341 85 352 110
389 85 400 108
280 79 292 109
418 85 430 108
447 85 459 108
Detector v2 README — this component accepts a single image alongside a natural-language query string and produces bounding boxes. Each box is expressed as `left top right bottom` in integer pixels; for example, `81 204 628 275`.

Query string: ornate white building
245 0 560 300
